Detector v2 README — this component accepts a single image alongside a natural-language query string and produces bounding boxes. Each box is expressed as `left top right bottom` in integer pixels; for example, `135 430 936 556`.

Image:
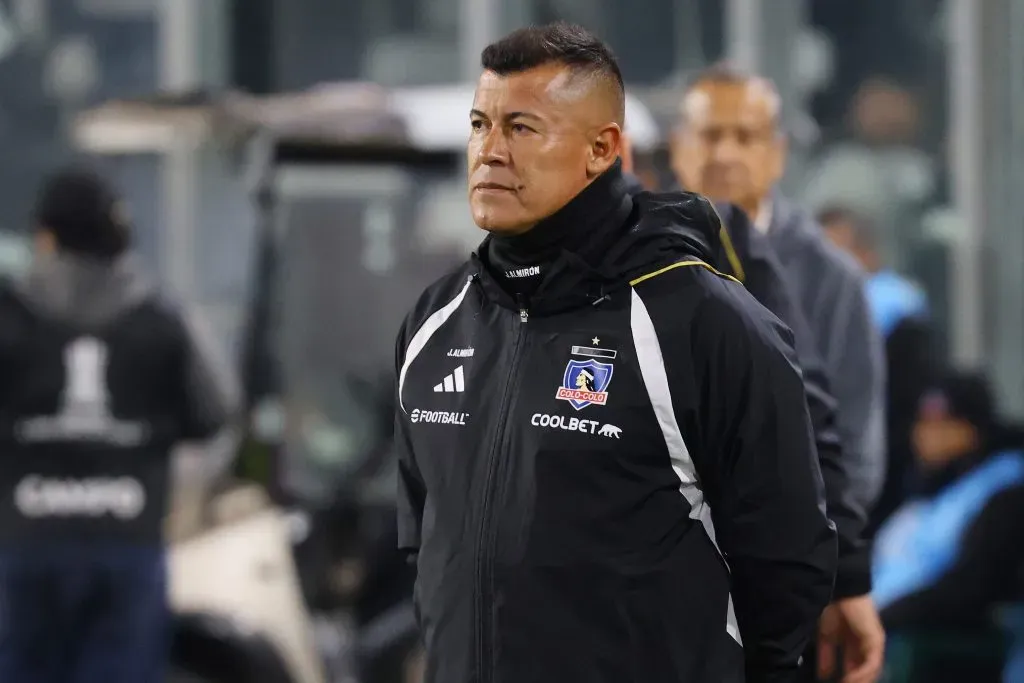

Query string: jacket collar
764 191 810 258
473 162 635 315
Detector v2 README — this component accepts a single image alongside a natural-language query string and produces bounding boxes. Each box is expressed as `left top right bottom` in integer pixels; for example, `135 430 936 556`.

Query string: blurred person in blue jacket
874 370 1024 681
0 168 237 683
669 63 887 683
820 205 937 538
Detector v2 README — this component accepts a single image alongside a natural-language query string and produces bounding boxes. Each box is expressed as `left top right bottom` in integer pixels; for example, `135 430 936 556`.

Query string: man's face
823 221 856 255
823 219 878 272
467 64 619 234
912 414 977 471
822 220 870 269
671 81 785 211
34 228 56 257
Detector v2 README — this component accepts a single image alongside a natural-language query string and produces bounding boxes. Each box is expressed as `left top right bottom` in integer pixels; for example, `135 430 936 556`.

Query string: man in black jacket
395 23 837 683
0 169 237 683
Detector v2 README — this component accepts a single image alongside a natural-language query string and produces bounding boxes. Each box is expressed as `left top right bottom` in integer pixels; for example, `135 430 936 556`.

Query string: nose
709 133 744 164
477 126 510 166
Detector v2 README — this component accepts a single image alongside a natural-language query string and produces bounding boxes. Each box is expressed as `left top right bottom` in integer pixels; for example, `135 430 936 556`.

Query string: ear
587 123 623 177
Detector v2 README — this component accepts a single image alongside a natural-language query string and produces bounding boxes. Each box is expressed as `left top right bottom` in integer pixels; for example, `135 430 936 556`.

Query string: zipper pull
516 294 530 323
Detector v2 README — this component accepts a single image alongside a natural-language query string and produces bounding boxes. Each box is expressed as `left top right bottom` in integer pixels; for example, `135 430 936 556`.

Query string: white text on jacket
14 475 146 520
410 408 469 425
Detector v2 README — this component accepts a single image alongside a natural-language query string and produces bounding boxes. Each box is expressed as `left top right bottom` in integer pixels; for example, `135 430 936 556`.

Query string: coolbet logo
555 344 617 410
531 413 623 438
532 413 601 434
410 408 469 425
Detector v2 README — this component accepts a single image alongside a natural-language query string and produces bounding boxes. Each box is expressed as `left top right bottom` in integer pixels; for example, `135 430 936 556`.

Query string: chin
693 186 731 203
471 208 530 235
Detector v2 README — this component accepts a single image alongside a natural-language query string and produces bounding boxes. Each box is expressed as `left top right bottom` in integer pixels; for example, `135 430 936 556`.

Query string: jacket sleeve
818 259 887 510
394 320 426 556
741 236 871 599
643 271 838 682
881 484 1024 629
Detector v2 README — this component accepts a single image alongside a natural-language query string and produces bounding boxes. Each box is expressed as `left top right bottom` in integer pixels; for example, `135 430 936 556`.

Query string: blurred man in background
0 169 237 683
670 65 887 683
873 371 1024 681
821 205 936 536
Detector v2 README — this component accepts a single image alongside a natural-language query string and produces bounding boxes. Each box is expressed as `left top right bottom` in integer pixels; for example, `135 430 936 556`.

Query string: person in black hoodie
395 22 836 683
0 169 237 683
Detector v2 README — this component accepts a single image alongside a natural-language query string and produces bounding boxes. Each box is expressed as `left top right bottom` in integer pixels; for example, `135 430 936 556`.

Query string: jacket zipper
475 295 529 683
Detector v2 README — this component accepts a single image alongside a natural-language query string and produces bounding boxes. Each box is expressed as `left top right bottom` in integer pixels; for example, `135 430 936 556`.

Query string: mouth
474 182 516 192
704 167 743 184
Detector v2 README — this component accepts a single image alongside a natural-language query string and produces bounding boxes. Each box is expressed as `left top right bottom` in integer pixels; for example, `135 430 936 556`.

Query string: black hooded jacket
0 253 235 543
395 164 837 683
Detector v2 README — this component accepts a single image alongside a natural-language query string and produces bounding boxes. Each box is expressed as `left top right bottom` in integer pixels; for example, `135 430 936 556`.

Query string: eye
701 129 723 145
511 123 531 135
470 119 486 132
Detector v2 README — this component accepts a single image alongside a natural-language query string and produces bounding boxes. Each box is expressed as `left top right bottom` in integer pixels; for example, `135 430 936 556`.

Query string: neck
485 160 632 297
748 196 773 233
862 255 882 274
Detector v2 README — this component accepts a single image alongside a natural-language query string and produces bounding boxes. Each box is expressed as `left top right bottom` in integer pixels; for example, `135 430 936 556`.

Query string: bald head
670 62 787 219
679 63 781 131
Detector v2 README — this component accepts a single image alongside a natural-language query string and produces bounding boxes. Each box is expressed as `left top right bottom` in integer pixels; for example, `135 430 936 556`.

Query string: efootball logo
555 344 617 410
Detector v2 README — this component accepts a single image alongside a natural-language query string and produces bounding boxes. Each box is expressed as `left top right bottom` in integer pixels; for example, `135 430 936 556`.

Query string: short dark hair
34 167 131 260
481 22 625 120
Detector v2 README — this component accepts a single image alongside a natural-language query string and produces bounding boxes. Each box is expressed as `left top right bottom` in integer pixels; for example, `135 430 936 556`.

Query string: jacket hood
15 252 153 328
604 190 722 283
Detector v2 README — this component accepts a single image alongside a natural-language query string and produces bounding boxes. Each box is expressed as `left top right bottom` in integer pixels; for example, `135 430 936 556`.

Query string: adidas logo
433 365 466 393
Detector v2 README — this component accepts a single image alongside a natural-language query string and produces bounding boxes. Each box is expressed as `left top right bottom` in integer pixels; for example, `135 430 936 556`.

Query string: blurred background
0 0 1022 682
